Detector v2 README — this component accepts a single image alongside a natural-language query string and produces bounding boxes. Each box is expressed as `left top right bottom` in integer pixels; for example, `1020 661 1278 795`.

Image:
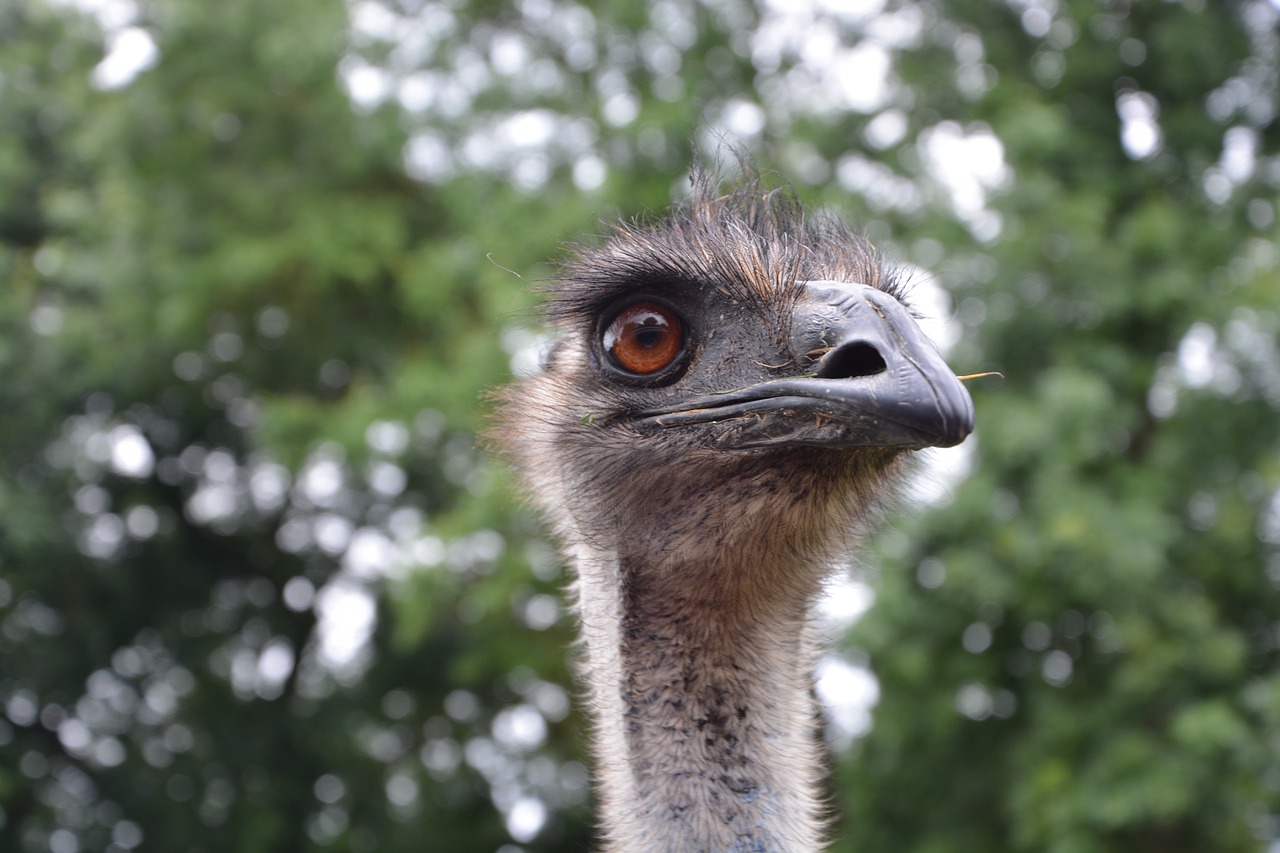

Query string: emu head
497 175 974 563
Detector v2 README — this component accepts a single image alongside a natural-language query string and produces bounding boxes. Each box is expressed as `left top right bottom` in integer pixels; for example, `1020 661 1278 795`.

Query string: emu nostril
815 341 887 379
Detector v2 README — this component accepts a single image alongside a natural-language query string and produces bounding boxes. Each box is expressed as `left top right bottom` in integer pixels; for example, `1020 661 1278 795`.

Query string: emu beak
637 281 975 451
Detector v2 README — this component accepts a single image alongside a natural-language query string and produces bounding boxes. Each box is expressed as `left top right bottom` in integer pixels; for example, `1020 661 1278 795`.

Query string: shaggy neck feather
572 540 828 853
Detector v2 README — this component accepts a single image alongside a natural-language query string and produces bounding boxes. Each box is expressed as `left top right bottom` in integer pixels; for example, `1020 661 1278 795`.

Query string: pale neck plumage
571 540 828 853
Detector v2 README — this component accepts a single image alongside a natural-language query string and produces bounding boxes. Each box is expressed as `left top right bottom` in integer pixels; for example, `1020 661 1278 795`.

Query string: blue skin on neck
723 840 769 853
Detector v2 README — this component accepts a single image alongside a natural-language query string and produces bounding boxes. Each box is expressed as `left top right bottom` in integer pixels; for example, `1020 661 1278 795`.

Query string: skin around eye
603 303 683 375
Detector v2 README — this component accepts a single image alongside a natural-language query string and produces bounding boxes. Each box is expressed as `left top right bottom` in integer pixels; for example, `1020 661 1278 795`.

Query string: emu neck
575 539 827 853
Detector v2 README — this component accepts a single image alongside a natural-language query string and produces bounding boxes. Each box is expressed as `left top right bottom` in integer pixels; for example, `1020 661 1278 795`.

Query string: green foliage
1 0 1277 851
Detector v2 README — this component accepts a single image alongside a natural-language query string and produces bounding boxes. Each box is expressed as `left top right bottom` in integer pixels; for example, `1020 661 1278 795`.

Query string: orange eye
603 302 684 375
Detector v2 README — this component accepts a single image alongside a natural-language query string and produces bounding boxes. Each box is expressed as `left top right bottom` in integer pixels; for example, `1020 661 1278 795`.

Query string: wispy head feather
540 164 903 337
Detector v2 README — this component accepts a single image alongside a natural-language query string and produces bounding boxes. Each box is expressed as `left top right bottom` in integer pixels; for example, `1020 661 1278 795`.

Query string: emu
494 169 974 853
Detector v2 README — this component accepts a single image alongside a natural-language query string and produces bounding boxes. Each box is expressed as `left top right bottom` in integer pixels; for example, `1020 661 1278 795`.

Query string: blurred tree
0 0 1276 852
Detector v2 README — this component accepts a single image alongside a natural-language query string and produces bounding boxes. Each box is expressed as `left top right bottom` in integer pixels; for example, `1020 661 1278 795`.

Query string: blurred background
2 0 1279 850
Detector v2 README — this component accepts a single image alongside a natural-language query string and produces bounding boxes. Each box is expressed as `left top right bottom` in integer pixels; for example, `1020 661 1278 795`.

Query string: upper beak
636 281 975 451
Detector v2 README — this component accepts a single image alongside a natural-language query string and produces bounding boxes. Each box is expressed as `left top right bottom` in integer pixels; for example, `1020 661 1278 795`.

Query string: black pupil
634 324 663 349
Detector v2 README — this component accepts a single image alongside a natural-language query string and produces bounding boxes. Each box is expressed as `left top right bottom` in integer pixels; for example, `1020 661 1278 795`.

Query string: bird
494 166 975 853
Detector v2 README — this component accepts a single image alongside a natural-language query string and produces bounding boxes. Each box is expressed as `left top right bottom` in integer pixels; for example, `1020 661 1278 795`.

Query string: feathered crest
539 162 903 333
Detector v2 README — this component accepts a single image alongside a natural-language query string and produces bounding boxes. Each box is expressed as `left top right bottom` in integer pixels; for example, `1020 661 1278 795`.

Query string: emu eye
603 302 684 376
